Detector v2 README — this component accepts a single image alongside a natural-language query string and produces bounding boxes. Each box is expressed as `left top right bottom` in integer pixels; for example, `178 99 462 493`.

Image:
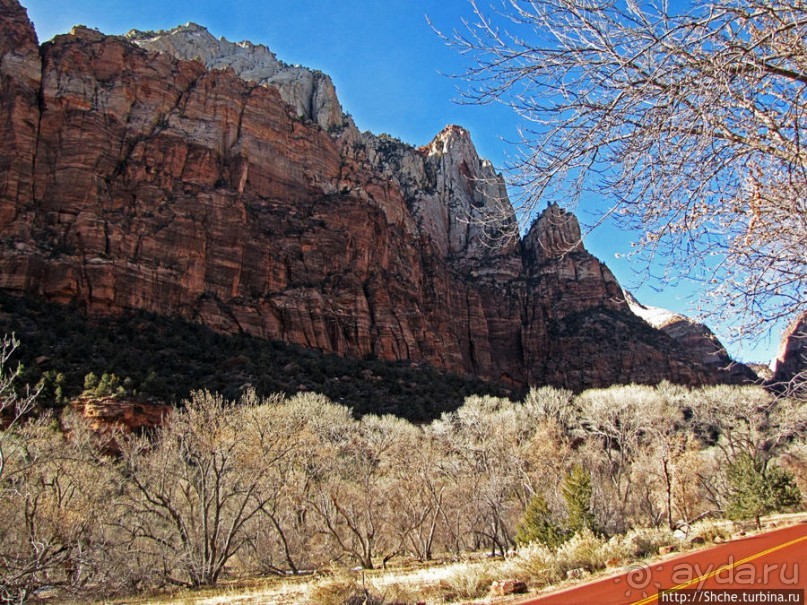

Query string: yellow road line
630 533 807 605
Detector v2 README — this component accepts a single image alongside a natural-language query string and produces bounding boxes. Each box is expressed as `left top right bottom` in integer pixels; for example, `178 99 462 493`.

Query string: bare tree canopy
450 0 806 336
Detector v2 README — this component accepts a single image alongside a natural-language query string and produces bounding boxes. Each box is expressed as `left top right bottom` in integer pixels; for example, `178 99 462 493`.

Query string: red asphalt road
518 521 807 605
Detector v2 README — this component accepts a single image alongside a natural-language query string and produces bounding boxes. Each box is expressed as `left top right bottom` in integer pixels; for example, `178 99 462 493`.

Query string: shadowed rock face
0 1 753 392
624 291 759 385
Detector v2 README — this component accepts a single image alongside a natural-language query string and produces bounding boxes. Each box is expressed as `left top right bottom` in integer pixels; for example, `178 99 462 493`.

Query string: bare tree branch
446 0 807 341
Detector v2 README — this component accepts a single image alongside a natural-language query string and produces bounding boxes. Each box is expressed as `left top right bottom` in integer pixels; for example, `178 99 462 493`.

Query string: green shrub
563 465 595 533
83 371 98 392
515 494 568 547
37 370 66 407
82 371 127 398
726 453 802 527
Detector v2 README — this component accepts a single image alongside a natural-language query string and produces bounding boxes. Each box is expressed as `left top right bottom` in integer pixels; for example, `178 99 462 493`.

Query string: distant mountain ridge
623 291 757 384
0 0 755 393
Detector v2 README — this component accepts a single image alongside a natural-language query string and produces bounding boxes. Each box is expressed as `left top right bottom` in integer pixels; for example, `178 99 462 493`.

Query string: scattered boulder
566 568 588 580
489 579 528 596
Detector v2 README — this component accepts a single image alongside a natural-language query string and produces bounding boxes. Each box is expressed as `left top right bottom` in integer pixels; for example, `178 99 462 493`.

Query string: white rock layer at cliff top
126 25 519 266
127 23 346 132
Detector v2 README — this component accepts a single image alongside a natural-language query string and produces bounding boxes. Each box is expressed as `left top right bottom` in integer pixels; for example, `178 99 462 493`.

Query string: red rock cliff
773 312 807 390
0 2 751 392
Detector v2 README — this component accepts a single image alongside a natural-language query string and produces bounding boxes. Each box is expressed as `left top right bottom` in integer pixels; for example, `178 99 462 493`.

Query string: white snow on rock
623 289 685 328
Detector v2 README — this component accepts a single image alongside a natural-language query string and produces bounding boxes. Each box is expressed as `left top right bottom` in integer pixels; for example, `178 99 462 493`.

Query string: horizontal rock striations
0 1 754 392
126 24 347 133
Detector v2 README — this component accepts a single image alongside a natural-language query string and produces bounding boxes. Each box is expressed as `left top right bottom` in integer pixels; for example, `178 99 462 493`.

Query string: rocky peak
416 125 518 263
521 203 625 316
423 124 475 157
339 124 519 267
522 203 585 265
126 24 347 132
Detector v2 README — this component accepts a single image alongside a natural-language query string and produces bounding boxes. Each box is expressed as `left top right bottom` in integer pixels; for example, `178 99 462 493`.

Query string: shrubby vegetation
1 361 804 602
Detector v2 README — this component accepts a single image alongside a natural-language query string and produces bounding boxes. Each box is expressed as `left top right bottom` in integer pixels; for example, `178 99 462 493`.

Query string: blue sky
20 0 783 363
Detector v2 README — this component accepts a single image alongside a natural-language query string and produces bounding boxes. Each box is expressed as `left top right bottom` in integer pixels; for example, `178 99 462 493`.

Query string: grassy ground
65 513 805 605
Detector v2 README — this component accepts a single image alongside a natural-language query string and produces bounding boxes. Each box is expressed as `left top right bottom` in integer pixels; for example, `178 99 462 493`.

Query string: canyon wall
773 312 807 389
0 1 752 391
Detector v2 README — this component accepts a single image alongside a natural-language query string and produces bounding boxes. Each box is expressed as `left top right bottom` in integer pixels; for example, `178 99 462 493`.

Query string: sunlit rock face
127 23 347 133
772 312 807 387
0 0 754 392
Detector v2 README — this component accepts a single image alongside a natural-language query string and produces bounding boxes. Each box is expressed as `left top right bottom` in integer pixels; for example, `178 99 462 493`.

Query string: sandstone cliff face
127 24 347 133
0 1 751 392
772 312 807 387
624 291 759 384
129 26 520 264
0 0 40 231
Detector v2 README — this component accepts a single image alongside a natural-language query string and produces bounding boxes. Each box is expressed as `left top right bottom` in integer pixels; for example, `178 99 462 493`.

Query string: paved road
518 521 807 605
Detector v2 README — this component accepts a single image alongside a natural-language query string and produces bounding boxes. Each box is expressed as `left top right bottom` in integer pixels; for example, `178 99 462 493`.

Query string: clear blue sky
20 0 783 363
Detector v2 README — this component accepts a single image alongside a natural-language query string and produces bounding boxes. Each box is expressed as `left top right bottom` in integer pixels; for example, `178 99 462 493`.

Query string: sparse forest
1 342 804 602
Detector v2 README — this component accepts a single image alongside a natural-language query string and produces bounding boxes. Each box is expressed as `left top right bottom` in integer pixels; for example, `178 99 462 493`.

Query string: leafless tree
431 396 554 556
0 410 120 603
448 0 807 337
118 391 299 588
383 424 448 563
0 335 40 480
574 385 684 530
691 384 807 468
305 414 414 570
